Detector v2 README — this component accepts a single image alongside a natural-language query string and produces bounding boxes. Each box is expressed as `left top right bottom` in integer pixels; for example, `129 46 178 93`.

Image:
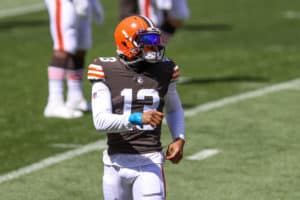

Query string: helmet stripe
138 15 155 28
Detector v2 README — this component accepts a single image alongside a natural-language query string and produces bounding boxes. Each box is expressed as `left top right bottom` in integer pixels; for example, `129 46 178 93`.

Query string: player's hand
166 138 185 164
142 110 164 127
74 0 89 18
92 0 104 24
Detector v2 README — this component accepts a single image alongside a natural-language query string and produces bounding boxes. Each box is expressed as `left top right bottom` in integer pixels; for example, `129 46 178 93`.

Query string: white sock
47 66 65 105
66 69 85 103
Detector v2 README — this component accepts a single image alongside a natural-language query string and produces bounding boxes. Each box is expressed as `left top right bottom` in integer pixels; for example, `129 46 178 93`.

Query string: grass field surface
0 0 300 199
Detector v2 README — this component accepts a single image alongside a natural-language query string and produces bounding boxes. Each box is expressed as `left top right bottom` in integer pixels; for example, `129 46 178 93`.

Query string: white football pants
44 0 92 54
102 164 166 200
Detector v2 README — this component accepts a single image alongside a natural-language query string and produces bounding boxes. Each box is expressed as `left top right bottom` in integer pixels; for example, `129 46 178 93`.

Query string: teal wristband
129 112 143 126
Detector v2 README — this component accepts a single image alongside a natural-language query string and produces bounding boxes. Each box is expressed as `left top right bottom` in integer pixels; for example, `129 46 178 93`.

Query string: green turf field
1 0 300 199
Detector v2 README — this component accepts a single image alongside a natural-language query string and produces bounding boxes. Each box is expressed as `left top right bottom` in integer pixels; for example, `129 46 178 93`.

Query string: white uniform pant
44 0 92 54
103 164 166 200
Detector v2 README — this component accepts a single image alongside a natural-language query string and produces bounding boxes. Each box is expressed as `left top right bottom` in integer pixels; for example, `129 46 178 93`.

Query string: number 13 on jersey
121 88 160 130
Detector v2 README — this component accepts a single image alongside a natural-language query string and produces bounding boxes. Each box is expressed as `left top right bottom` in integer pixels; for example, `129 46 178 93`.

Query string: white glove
155 0 172 10
91 0 104 24
73 0 89 18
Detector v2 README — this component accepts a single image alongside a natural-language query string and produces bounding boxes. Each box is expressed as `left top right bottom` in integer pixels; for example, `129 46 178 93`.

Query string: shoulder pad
87 63 105 81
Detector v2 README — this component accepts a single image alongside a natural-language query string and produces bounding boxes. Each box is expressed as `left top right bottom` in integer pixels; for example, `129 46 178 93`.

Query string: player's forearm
164 82 185 140
93 112 133 132
92 82 134 133
166 108 185 140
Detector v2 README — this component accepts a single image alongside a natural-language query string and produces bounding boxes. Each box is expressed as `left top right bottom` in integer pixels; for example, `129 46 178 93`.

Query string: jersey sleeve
170 65 180 83
164 82 185 140
92 81 134 132
87 59 105 82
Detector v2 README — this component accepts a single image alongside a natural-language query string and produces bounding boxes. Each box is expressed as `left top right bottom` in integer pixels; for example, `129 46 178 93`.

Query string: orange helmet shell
114 15 158 59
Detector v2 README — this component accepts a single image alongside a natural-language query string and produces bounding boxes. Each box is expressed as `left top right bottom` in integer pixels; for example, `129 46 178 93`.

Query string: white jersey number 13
121 88 159 130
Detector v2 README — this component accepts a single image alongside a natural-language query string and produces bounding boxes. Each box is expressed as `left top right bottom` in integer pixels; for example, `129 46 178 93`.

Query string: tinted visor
137 33 161 46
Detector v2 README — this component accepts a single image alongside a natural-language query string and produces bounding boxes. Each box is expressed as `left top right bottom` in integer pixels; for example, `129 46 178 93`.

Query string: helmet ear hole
121 41 127 47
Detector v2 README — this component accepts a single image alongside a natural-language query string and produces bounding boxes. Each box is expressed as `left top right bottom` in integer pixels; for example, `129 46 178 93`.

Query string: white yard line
0 140 106 184
0 78 300 184
0 3 45 19
187 149 220 161
184 78 300 117
50 143 83 149
283 10 300 19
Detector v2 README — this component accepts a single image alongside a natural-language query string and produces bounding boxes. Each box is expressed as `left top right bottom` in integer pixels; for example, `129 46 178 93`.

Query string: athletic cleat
65 98 92 112
44 103 83 119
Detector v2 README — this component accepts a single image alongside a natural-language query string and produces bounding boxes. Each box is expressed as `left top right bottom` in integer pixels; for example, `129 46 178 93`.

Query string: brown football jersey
89 57 179 154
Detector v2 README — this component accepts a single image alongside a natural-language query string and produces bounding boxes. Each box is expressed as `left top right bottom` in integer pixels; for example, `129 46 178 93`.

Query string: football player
138 0 190 44
43 0 103 119
88 15 185 199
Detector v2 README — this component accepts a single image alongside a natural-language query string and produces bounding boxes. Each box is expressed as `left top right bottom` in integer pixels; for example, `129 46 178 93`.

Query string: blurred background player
118 0 190 44
138 0 190 44
88 15 185 199
43 0 104 119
